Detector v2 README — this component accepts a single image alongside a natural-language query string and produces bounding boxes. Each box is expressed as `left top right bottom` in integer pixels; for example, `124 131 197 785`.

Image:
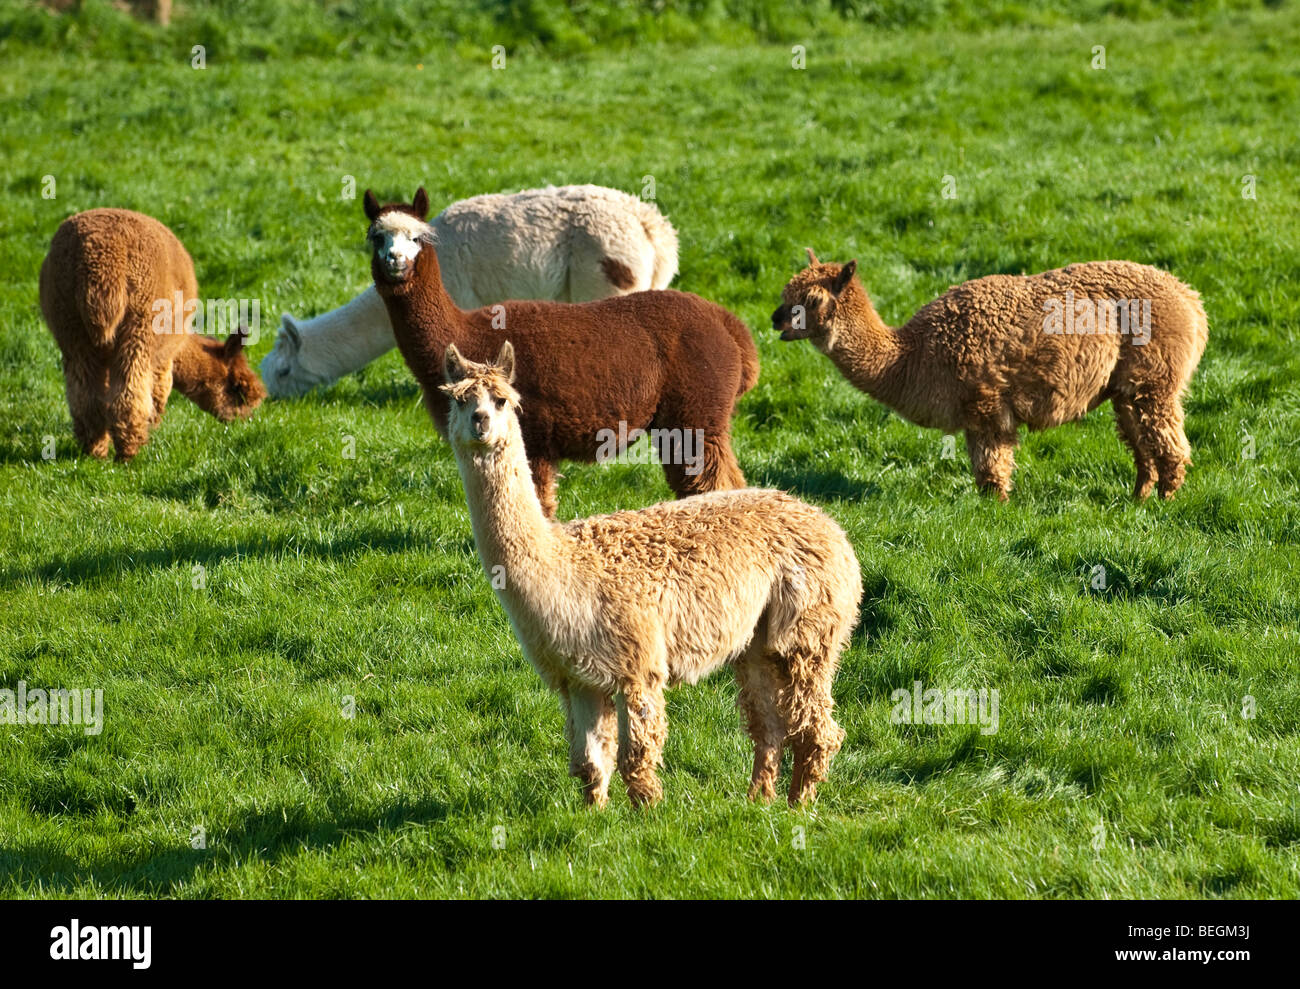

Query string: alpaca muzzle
773 304 810 341
381 254 411 280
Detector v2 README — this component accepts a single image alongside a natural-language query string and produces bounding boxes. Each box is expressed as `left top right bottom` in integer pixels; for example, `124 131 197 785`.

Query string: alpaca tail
79 274 129 349
42 223 129 349
724 311 760 398
635 199 680 290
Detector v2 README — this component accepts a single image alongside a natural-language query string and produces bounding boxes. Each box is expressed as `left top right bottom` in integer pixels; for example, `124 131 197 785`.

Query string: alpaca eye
494 397 506 410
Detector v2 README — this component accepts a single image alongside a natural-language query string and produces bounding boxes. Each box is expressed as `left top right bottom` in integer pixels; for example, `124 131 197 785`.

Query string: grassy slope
1 8 1298 897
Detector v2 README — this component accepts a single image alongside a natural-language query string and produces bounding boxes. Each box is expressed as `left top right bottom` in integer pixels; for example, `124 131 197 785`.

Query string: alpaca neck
826 289 913 411
297 286 396 375
376 246 468 374
171 336 220 410
454 426 570 615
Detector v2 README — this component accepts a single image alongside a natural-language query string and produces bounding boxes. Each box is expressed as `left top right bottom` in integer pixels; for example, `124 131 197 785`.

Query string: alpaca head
772 248 858 349
438 342 521 452
180 329 268 421
260 314 319 397
363 187 434 285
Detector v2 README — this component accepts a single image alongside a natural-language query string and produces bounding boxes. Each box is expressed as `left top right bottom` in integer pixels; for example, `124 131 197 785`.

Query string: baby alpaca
774 253 1208 500
367 188 756 518
442 342 861 807
40 208 265 460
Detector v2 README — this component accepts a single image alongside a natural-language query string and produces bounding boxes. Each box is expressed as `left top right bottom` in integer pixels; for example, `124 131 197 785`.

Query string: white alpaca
262 184 679 396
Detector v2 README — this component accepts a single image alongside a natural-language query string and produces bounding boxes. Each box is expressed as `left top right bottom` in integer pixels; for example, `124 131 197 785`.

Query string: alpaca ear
279 315 301 351
363 189 382 222
443 343 468 384
496 341 516 383
223 328 248 359
413 187 430 219
833 260 857 296
806 247 820 266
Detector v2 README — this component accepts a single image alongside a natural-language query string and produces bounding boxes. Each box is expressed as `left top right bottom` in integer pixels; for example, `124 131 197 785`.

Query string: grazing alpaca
366 188 756 518
774 252 1208 500
443 343 861 806
263 184 679 396
39 208 265 461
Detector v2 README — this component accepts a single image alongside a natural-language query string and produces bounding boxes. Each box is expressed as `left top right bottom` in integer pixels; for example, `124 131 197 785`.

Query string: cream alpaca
774 253 1208 500
263 185 679 396
441 342 862 807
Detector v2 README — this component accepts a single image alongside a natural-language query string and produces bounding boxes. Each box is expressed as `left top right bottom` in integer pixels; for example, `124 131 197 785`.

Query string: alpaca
773 252 1208 500
442 342 861 807
39 208 266 461
365 188 756 518
263 184 680 396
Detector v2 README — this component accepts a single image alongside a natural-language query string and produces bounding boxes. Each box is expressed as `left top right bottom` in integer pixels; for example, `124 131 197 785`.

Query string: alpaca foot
582 781 610 809
1133 467 1157 500
1156 460 1186 500
976 479 1010 502
788 724 841 805
748 776 777 803
83 435 111 459
747 745 781 802
788 753 817 806
625 775 663 808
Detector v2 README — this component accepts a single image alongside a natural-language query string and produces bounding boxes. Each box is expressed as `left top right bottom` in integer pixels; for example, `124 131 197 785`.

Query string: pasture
1 2 1298 897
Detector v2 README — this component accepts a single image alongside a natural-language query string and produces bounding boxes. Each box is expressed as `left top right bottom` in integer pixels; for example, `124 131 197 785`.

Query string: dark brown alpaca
39 208 266 461
364 188 759 517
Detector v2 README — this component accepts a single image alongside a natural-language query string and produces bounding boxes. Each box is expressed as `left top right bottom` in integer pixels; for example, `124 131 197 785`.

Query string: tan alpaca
442 342 862 807
39 208 265 461
774 253 1208 500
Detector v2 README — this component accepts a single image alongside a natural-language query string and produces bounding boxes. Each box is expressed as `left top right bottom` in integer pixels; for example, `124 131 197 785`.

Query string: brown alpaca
442 342 861 806
39 208 265 461
364 188 758 518
774 253 1208 500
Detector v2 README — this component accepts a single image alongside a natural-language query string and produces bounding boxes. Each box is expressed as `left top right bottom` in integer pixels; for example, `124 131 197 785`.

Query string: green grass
1 4 1299 898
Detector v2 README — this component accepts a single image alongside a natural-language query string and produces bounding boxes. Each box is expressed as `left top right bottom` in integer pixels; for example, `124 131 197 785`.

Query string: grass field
1 2 1298 898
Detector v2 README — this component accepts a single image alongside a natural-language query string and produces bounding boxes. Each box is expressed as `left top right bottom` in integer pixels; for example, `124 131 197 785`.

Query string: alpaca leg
770 613 848 806
965 428 1017 501
150 363 173 427
735 645 790 803
1132 393 1190 499
783 667 845 807
658 424 746 498
616 676 668 807
563 684 618 808
107 332 155 461
530 458 560 520
63 351 110 458
1114 399 1156 500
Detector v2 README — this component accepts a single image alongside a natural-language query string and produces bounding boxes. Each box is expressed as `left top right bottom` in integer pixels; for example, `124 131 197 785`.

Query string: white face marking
370 212 434 279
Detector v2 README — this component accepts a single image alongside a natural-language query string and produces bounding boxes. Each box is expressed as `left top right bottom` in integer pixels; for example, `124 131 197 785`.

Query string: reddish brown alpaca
365 188 758 517
40 208 266 461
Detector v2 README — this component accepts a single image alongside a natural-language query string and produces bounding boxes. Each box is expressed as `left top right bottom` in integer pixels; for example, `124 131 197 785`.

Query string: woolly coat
836 260 1208 435
372 208 757 510
263 185 679 396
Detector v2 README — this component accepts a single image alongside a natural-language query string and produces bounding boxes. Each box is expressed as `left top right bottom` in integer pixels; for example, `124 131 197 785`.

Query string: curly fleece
775 257 1208 499
367 189 759 518
442 345 861 807
39 208 265 461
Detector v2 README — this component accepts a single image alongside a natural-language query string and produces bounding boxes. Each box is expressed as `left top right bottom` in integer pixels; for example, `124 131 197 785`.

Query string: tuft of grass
1 6 1298 898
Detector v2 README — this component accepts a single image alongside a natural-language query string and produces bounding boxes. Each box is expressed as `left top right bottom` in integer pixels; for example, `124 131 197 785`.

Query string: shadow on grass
751 464 882 504
0 528 477 590
0 796 455 896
